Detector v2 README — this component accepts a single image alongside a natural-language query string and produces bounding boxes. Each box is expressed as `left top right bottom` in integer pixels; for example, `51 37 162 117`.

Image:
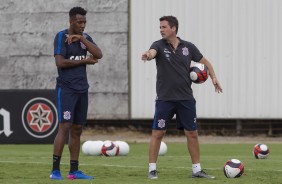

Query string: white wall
130 0 282 119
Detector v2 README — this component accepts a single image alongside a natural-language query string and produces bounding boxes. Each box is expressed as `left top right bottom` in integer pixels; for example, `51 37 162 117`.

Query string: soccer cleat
148 170 158 179
67 170 93 180
192 170 215 179
50 170 63 180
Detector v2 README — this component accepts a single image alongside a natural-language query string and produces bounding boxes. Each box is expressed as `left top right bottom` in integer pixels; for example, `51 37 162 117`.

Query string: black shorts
56 87 88 124
152 100 197 131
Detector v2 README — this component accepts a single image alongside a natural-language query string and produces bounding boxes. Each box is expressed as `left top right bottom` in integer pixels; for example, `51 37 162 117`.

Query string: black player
50 7 102 180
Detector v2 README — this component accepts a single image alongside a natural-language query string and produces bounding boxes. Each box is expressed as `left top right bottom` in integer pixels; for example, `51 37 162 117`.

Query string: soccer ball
87 140 104 156
114 141 130 156
82 140 104 156
101 140 119 157
158 141 167 156
223 159 244 178
189 63 209 83
82 141 92 155
253 143 269 159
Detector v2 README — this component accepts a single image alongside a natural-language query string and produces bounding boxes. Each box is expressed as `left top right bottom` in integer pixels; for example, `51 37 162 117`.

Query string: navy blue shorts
152 100 197 131
56 87 88 124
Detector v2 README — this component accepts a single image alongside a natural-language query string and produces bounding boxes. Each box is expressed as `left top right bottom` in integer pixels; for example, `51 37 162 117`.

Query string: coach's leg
148 129 166 179
185 129 215 179
184 130 200 164
149 130 166 163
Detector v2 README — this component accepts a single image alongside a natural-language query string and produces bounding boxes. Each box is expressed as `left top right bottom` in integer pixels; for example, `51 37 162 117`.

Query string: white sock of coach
192 163 201 174
149 163 157 172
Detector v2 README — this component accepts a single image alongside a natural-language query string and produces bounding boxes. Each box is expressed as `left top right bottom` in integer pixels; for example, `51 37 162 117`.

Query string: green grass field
0 143 282 184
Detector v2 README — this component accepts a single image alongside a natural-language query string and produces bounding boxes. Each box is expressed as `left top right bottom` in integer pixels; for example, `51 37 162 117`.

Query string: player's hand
83 55 98 65
65 34 81 44
212 78 223 93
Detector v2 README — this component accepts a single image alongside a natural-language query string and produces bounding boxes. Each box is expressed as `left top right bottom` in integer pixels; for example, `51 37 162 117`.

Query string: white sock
149 163 156 172
192 163 201 174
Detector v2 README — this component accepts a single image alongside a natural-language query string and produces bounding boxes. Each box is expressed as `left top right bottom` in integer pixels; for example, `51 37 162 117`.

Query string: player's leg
68 123 83 170
148 100 175 179
50 122 72 180
50 87 74 180
67 91 93 180
53 122 72 163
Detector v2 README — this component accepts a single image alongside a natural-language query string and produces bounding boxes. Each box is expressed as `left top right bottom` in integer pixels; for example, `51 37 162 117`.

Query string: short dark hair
159 15 179 34
69 7 87 18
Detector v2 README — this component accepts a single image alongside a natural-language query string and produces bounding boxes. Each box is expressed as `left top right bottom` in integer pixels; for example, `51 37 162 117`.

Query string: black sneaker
192 170 215 179
148 170 158 179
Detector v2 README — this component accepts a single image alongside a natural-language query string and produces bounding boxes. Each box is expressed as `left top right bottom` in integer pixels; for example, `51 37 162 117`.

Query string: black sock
52 155 61 171
70 160 79 173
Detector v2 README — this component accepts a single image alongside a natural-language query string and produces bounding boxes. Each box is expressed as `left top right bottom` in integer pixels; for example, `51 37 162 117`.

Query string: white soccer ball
87 140 104 156
223 159 244 178
114 141 130 156
253 143 270 159
82 141 93 155
158 141 167 156
101 140 119 156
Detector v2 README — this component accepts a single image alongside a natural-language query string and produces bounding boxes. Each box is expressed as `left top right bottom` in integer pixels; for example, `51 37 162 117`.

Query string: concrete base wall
0 0 129 119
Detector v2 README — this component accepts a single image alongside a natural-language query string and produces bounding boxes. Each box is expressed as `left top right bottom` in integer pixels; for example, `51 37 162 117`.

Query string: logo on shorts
194 118 197 123
22 97 58 138
63 111 71 120
158 119 166 128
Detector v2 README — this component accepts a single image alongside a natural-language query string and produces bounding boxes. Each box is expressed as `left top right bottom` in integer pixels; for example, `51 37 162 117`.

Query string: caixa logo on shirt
70 55 86 60
21 97 58 138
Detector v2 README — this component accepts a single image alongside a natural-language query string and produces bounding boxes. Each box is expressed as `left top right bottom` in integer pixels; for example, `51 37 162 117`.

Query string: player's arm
199 57 223 93
141 49 157 62
199 57 216 79
55 54 98 68
65 34 103 59
79 36 103 59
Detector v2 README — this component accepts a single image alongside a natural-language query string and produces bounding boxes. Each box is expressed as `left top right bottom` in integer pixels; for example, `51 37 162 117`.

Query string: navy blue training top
150 38 203 101
54 29 96 93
